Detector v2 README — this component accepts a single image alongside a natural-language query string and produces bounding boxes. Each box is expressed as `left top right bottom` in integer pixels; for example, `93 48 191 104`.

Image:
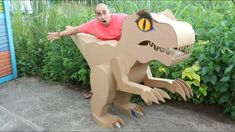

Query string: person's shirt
79 13 127 41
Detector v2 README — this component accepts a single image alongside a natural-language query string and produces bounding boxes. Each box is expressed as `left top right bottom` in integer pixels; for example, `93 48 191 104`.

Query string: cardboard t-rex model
69 9 195 129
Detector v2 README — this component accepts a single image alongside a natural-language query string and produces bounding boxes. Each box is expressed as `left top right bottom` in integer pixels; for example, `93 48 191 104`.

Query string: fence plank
0 68 12 78
0 59 11 67
0 51 10 59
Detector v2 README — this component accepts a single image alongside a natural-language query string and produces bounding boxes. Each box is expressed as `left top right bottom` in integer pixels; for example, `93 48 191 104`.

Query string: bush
149 1 235 119
11 0 235 119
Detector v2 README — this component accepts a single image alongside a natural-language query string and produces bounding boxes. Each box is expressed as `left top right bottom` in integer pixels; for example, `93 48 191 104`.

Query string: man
47 3 127 99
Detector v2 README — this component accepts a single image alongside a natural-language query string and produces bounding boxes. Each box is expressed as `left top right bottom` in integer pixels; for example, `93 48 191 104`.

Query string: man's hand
47 32 61 42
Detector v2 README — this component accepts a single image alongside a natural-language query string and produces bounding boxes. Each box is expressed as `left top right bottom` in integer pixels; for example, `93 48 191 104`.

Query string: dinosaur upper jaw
138 40 193 66
151 13 195 48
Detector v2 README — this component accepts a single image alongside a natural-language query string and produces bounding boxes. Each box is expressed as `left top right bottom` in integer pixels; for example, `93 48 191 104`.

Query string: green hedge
11 1 235 119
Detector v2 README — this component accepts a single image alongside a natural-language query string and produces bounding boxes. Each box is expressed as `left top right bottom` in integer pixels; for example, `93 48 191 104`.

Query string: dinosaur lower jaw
138 40 193 59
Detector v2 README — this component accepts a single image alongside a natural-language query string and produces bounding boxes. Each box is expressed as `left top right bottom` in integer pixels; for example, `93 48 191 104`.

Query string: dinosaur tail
71 33 87 57
70 32 100 63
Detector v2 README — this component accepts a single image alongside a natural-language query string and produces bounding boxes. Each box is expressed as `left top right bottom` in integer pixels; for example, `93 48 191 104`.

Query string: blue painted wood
4 0 17 78
0 19 5 25
0 46 9 52
0 74 14 84
0 36 7 41
0 14 4 19
0 31 7 36
0 24 6 28
0 43 8 48
0 38 8 44
0 28 6 33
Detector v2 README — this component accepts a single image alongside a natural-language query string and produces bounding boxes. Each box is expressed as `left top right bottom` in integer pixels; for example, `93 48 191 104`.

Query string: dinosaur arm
144 66 174 92
111 58 150 95
144 66 193 100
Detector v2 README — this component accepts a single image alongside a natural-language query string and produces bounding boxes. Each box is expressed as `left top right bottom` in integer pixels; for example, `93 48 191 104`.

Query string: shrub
11 0 235 119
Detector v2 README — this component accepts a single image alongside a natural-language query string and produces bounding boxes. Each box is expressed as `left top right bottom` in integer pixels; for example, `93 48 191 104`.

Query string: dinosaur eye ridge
136 17 153 32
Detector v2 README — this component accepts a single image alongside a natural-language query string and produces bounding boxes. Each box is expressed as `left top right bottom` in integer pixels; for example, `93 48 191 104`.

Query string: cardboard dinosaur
69 9 195 129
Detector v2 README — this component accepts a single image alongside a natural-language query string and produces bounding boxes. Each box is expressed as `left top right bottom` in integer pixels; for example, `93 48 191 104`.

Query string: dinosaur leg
113 91 144 118
90 65 124 129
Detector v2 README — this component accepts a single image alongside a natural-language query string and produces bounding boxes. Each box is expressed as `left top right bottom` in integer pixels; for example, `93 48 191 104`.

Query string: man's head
95 3 111 27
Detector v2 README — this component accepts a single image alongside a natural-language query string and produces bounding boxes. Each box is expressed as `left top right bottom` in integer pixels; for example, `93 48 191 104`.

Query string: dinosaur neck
116 39 138 69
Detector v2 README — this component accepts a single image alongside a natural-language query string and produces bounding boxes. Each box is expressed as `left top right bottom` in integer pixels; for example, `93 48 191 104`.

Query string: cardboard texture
69 9 195 129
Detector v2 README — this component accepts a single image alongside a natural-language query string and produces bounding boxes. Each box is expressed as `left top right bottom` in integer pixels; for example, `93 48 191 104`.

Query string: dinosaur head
120 9 195 66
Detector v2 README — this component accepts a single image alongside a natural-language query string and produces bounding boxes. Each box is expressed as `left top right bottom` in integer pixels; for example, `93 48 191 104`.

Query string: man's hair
94 3 110 14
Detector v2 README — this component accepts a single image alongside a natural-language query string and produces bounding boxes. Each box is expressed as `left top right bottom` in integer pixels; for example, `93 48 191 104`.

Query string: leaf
231 27 235 33
209 47 215 54
201 66 208 76
231 106 235 120
219 95 229 104
219 83 229 92
224 65 234 74
199 85 207 96
171 71 181 78
182 68 193 80
232 55 235 65
231 81 235 92
214 65 221 72
231 111 235 120
220 20 227 26
210 75 217 85
220 76 230 82
198 54 206 62
192 63 200 72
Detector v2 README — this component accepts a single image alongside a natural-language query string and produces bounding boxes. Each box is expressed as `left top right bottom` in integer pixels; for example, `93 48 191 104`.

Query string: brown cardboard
69 9 195 129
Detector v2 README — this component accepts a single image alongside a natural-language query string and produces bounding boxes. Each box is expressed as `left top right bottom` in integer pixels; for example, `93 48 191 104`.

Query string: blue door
0 0 17 84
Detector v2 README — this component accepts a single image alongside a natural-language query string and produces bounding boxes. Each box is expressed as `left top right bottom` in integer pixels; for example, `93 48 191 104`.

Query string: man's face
95 5 111 27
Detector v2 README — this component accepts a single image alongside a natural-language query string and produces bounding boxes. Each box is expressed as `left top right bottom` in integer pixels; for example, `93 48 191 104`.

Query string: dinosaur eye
136 17 153 32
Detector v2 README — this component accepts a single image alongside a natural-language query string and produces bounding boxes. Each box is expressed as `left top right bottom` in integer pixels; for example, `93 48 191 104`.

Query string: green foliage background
11 0 235 119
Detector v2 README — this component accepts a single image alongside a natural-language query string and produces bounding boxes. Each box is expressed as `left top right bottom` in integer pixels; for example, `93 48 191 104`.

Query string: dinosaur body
70 9 195 129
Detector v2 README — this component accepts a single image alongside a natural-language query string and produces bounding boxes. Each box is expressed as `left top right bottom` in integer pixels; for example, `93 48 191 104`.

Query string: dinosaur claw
175 85 186 101
154 88 171 100
115 122 121 128
175 79 190 98
136 110 144 116
177 79 193 97
152 89 165 103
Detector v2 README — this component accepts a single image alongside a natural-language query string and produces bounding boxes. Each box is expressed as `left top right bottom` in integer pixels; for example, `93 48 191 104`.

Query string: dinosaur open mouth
138 40 193 58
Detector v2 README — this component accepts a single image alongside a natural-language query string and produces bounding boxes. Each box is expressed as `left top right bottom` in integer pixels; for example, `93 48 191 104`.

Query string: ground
0 77 234 131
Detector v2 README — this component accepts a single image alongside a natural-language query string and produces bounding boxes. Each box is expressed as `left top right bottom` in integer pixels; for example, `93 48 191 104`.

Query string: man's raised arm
47 26 81 42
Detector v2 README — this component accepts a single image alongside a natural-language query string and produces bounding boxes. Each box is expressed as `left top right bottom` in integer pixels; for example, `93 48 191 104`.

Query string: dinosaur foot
114 102 144 118
91 113 125 129
129 103 144 118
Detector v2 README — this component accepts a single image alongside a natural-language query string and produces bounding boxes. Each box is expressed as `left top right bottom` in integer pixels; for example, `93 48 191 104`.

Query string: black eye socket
136 17 153 32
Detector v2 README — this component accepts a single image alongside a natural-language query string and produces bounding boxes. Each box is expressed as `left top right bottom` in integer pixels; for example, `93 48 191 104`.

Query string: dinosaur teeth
149 42 154 47
160 48 164 52
165 48 171 55
138 40 192 58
